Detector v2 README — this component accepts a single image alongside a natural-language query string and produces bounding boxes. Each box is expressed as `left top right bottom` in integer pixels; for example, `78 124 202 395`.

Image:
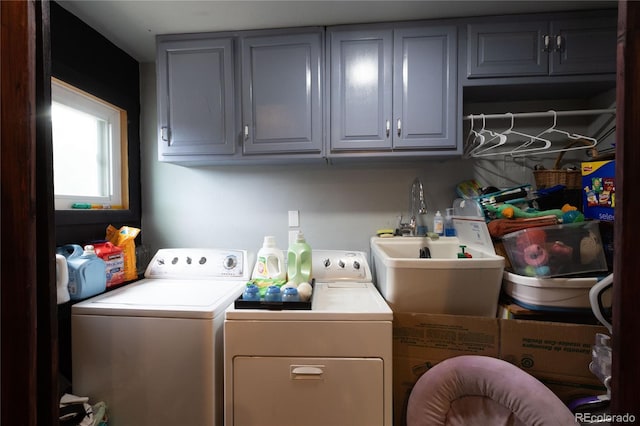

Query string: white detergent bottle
287 231 312 285
252 236 286 280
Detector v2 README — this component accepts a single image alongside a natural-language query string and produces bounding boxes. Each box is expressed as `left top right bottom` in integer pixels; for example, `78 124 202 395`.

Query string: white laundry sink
370 235 505 317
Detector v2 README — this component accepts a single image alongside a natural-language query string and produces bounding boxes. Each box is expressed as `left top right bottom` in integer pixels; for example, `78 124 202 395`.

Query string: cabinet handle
161 126 170 142
397 119 402 137
554 35 563 52
542 35 551 53
243 125 249 140
386 120 390 137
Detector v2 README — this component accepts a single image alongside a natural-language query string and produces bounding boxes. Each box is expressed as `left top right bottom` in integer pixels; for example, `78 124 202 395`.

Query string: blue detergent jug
56 244 107 300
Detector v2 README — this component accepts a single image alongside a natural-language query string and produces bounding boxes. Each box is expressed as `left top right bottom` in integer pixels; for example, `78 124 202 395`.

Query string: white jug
56 254 70 304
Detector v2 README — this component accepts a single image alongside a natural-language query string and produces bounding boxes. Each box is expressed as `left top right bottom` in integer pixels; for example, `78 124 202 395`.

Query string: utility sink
370 234 505 317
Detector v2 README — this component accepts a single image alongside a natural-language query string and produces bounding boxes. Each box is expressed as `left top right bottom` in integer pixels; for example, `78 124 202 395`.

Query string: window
51 78 128 210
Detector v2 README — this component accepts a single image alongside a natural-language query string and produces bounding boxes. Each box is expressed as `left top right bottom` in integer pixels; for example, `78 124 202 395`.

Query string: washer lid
72 279 246 319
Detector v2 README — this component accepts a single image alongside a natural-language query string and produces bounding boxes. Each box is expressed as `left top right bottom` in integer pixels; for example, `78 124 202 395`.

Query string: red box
93 241 125 287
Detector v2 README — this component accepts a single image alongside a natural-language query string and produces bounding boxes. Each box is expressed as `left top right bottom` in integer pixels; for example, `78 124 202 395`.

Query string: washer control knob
224 254 238 270
186 256 192 265
338 260 345 268
353 261 360 270
199 257 207 265
323 258 331 268
172 257 179 265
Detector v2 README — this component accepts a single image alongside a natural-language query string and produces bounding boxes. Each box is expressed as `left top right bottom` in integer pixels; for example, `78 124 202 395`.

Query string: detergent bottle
56 244 107 300
287 231 312 285
444 208 457 237
433 211 444 236
252 236 286 280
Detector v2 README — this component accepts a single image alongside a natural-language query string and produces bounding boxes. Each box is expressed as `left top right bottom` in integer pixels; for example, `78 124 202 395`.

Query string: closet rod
464 108 616 121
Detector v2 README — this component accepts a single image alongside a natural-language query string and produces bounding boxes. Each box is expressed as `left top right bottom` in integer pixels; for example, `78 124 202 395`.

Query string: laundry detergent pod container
56 244 107 300
501 221 607 278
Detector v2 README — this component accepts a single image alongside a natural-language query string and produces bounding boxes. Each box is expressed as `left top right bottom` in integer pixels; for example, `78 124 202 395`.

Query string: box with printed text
582 160 615 221
392 312 608 426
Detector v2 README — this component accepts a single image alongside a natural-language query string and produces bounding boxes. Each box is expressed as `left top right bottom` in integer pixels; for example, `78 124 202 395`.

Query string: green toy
484 204 566 220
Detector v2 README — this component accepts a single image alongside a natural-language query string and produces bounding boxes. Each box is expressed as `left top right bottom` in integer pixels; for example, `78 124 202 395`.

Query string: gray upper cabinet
156 36 236 160
329 28 393 151
329 23 457 155
393 26 457 150
549 18 617 75
240 30 323 155
467 13 617 79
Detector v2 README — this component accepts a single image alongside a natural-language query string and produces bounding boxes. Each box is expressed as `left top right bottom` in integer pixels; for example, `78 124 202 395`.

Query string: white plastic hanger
464 114 492 157
463 114 483 157
537 110 582 140
503 115 552 156
510 110 598 157
470 114 512 157
467 114 507 157
467 113 551 157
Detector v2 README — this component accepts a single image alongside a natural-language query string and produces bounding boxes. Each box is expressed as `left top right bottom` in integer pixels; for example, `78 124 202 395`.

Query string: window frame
51 77 127 210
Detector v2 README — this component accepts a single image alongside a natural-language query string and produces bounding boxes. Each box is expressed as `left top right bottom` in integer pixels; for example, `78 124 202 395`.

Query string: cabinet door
156 37 236 158
329 28 393 151
466 21 549 78
393 26 457 149
232 357 384 426
241 32 323 155
549 17 617 75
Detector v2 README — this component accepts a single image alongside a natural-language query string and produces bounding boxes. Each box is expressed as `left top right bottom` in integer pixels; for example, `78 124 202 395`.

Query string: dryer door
233 356 384 425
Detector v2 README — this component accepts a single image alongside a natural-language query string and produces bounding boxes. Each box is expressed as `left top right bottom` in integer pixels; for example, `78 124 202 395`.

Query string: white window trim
51 78 125 210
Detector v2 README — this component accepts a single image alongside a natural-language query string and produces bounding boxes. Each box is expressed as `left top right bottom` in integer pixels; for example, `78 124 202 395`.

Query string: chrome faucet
398 177 427 236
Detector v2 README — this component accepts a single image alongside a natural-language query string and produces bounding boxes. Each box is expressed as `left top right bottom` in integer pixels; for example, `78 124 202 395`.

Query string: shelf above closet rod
464 108 616 121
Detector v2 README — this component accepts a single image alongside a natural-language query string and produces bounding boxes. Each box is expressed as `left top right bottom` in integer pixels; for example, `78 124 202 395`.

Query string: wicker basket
533 139 598 190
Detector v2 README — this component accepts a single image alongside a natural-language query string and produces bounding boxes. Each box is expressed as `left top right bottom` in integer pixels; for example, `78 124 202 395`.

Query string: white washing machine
224 250 393 426
72 248 249 426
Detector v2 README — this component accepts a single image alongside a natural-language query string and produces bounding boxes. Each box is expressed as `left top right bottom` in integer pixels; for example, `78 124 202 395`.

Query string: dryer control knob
224 255 238 270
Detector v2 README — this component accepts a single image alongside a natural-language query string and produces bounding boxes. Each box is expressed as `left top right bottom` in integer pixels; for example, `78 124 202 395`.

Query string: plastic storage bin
502 271 612 311
501 221 607 278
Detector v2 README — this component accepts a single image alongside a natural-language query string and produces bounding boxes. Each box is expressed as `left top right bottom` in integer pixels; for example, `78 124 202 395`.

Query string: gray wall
140 63 479 259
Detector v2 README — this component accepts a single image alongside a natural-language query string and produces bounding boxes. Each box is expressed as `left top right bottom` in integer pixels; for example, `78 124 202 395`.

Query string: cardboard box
582 160 615 221
500 318 607 386
393 313 499 426
498 300 602 325
392 312 608 426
